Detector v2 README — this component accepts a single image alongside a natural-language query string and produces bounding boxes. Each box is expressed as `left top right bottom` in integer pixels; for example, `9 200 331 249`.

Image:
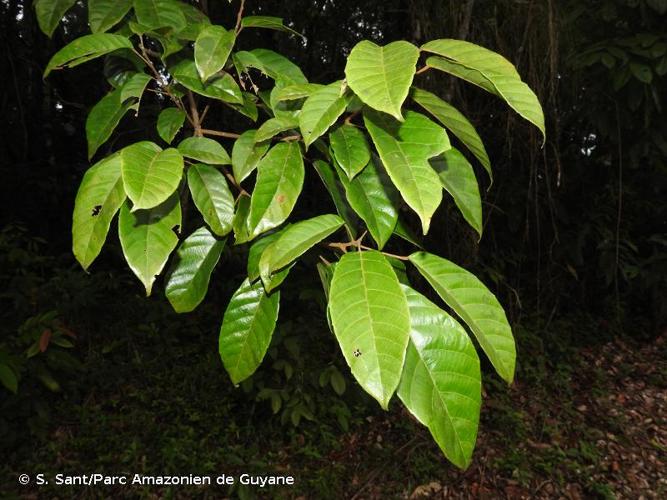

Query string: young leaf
398 285 481 469
248 142 304 238
299 82 350 148
231 130 270 183
178 137 231 165
72 154 126 270
157 108 186 144
195 25 236 81
165 227 225 313
409 251 516 384
431 149 483 237
44 34 133 76
187 164 235 237
345 40 420 120
35 0 76 37
219 279 280 384
171 60 244 104
240 16 303 38
364 110 448 234
118 195 181 296
328 250 410 409
411 87 492 180
121 141 184 210
255 116 299 143
85 86 132 160
329 124 371 180
133 0 186 32
89 0 133 33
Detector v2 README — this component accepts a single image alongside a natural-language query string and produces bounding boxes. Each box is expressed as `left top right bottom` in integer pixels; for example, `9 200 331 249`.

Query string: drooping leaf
88 0 133 33
411 87 492 180
44 34 133 76
195 25 236 81
247 142 304 238
121 141 184 210
234 49 307 85
422 39 545 141
35 0 76 37
397 285 481 469
118 194 181 296
240 16 303 38
345 40 420 120
72 153 126 270
328 250 410 409
157 107 186 144
133 0 186 32
431 149 483 237
178 137 231 165
85 86 132 160
329 124 371 180
187 163 235 237
231 130 270 183
364 110 448 234
171 59 243 104
409 252 516 384
219 278 280 384
312 160 358 239
299 82 349 148
165 227 225 313
255 116 299 143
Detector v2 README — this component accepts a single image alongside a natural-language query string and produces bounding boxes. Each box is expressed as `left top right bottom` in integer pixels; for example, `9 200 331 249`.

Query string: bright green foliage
45 1 544 468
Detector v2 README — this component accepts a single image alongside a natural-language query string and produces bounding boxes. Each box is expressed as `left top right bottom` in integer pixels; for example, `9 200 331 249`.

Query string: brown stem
187 91 203 137
235 0 246 34
201 129 241 139
133 42 187 116
280 134 302 142
415 66 431 75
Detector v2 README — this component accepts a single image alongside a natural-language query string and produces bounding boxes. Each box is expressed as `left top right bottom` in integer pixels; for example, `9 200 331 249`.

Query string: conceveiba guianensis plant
38 0 544 469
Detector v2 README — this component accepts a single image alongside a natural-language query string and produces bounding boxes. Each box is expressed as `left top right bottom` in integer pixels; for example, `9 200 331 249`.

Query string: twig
415 65 431 75
187 91 203 137
235 0 246 34
201 129 241 139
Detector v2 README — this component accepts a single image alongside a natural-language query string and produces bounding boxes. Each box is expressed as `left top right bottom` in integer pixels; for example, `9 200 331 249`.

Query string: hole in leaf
91 205 102 216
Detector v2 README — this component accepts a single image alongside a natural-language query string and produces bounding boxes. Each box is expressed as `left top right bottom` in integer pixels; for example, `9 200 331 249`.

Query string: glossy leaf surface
187 163 235 237
44 34 132 76
178 137 231 165
195 25 236 81
329 124 371 180
231 130 270 183
157 108 186 144
299 82 349 148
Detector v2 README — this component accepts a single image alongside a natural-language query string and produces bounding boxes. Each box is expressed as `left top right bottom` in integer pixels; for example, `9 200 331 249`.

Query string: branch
235 0 246 34
187 91 202 137
201 129 241 139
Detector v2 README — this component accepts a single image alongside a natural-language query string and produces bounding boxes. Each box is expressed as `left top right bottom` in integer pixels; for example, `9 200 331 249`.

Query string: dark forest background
1 0 665 498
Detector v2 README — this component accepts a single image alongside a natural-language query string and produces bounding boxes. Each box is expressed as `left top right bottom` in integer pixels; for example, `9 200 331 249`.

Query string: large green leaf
187 163 235 237
422 39 545 141
165 227 225 313
329 124 371 180
88 0 133 33
299 82 349 148
409 252 516 384
345 40 419 121
328 250 410 409
195 25 236 81
72 153 126 270
85 86 132 160
312 160 358 239
44 34 133 76
340 156 398 250
259 214 344 285
247 142 304 238
255 116 299 143
233 49 307 85
171 60 243 104
178 137 231 165
397 285 481 469
157 107 186 144
133 0 186 32
35 0 76 37
231 130 270 183
121 141 184 210
118 194 181 296
364 110 448 234
219 278 280 384
240 16 303 38
411 87 492 180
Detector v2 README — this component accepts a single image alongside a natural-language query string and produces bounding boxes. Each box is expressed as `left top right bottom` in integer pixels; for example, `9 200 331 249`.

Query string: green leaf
246 229 293 291
299 82 349 148
157 108 186 144
219 279 280 384
72 154 126 270
231 130 270 183
118 194 181 296
85 86 132 160
340 156 398 249
195 25 236 81
240 16 303 38
364 110 448 234
255 116 299 143
187 164 235 237
232 195 251 244
133 0 186 32
35 0 76 37
121 141 184 210
409 252 516 384
329 125 371 180
165 227 225 313
422 39 545 141
174 2 211 40
89 0 133 33
397 285 481 469
234 49 307 85
431 149 482 237
272 83 324 103
345 40 420 120
312 160 358 239
411 87 491 180
248 142 304 238
178 137 231 165
0 363 18 394
44 34 133 77
328 250 410 409
259 214 344 285
171 60 243 104
120 72 152 112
